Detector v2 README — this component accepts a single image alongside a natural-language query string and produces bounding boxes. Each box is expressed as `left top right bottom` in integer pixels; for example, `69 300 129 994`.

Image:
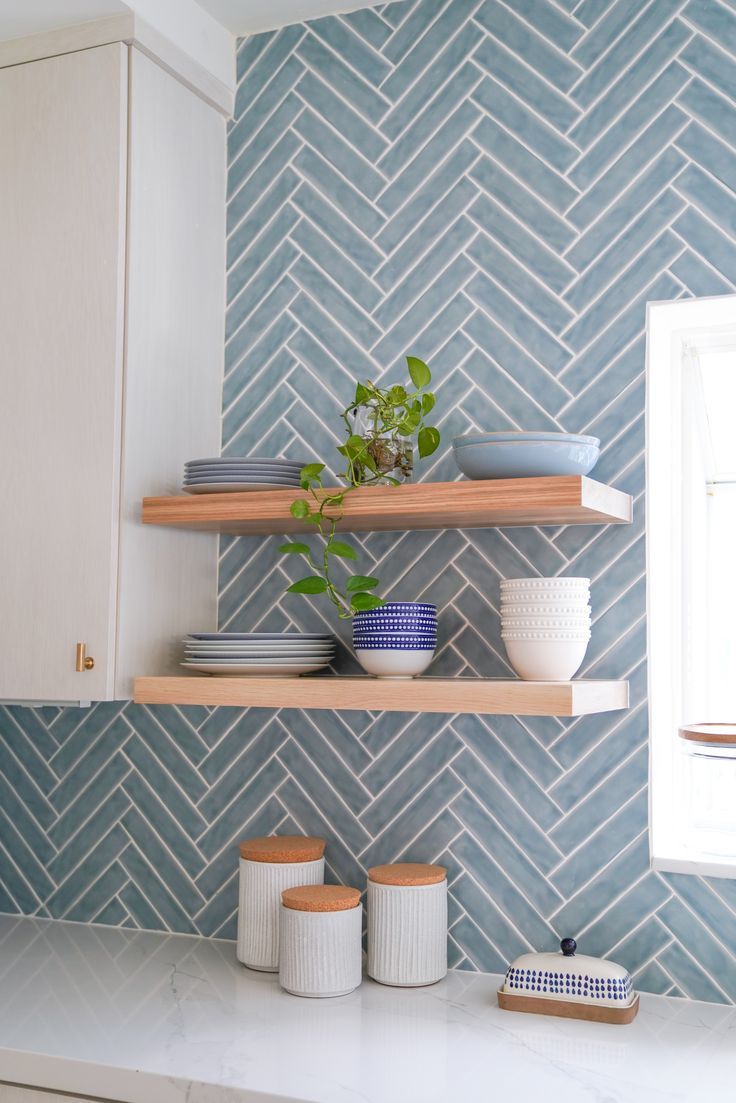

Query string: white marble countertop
0 915 733 1103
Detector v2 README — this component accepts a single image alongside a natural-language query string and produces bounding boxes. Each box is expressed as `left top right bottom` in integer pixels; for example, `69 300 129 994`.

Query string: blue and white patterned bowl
358 602 437 615
353 619 437 632
353 602 438 669
354 625 437 636
354 611 436 622
353 630 434 639
353 635 434 644
353 625 437 635
354 618 436 627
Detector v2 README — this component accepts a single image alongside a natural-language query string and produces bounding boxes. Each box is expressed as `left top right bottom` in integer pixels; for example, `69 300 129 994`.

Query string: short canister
367 863 447 986
236 835 325 972
279 884 362 998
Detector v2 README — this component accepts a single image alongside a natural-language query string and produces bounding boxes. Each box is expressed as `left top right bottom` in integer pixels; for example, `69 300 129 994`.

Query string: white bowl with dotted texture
500 604 591 622
500 577 590 590
501 615 591 630
503 636 590 681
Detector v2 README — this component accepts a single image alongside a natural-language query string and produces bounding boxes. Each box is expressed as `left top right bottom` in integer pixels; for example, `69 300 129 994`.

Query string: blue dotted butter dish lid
498 938 639 1024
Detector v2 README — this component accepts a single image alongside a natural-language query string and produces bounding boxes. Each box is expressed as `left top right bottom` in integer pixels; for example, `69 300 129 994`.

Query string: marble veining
0 916 734 1103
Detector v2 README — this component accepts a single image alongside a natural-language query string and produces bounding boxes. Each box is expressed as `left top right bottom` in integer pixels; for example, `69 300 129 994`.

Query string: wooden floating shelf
141 476 632 535
133 676 629 716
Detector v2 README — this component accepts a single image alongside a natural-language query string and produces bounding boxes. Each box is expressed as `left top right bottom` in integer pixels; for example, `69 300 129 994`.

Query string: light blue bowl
452 435 600 480
453 432 599 446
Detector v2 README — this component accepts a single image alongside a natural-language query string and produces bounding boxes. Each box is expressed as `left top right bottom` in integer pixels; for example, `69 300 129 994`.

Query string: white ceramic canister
236 835 325 972
367 863 447 986
279 884 363 998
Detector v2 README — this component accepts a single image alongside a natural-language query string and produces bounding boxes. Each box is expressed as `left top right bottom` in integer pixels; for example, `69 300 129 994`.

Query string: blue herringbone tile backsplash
3 0 736 1004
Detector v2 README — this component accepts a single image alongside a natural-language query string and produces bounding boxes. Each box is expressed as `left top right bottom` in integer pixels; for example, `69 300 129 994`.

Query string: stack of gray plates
182 632 336 676
183 457 306 494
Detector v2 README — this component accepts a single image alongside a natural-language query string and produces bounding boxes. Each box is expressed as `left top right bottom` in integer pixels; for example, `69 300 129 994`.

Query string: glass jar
348 404 413 485
679 724 736 858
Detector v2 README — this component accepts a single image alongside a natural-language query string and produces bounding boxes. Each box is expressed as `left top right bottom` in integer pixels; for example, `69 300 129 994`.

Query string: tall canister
236 835 325 971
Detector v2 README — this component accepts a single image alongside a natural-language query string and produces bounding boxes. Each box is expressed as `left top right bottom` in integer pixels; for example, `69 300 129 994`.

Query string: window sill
652 849 736 880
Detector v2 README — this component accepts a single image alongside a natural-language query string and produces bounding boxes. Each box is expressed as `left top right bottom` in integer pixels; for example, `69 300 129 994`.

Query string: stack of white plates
182 632 336 676
183 457 306 494
500 578 591 681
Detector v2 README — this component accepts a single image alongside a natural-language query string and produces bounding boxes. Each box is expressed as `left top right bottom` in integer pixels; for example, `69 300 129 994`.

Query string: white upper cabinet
0 40 225 703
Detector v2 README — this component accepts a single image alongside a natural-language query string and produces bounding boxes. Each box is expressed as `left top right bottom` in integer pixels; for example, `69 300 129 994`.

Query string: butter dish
498 937 639 1024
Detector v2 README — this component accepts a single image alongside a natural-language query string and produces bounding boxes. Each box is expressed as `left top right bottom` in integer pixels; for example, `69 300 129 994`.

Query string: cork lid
368 862 447 886
679 723 736 744
282 885 361 912
239 835 326 863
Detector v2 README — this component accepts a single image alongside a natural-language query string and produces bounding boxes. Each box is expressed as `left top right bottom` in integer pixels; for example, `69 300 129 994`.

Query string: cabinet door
0 44 127 701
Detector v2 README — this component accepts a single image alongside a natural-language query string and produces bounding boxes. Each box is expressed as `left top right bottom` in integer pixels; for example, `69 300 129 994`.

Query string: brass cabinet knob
75 642 95 672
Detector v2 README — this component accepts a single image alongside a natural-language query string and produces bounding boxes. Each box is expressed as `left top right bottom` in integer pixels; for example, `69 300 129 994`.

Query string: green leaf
354 381 370 405
351 592 384 611
290 499 310 519
279 542 310 555
418 425 441 458
287 576 328 594
343 434 368 457
346 575 379 591
327 540 357 559
388 385 407 405
407 356 430 390
300 462 325 479
422 392 436 415
359 448 378 473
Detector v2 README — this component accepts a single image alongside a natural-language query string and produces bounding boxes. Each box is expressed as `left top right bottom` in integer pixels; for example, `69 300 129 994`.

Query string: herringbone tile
3 0 736 1005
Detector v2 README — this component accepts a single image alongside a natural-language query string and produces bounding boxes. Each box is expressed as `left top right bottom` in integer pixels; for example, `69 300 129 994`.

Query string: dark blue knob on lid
560 937 577 957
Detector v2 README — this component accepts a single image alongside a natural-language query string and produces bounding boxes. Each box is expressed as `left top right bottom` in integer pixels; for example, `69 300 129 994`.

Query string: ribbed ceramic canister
236 835 325 972
367 863 447 987
279 885 362 998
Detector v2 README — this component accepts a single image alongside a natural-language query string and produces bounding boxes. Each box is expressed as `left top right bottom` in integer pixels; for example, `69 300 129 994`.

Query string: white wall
127 0 234 91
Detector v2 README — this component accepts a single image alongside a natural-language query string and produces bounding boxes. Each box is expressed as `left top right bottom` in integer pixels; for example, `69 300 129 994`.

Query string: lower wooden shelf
133 676 629 716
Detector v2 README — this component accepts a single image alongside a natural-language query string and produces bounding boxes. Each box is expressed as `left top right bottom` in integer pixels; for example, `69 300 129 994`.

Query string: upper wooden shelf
133 676 629 716
141 476 632 535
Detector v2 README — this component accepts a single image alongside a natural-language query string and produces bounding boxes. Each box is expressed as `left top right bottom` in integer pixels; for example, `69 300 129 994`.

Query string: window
647 294 736 876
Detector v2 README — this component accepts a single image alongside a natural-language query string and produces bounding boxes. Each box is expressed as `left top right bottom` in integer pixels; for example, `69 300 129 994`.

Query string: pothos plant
279 357 440 618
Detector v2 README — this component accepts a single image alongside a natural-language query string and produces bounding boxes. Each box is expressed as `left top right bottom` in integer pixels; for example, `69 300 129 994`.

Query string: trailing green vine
279 357 440 618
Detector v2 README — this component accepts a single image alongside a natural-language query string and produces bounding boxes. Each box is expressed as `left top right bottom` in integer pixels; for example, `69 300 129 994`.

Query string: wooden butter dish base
498 989 640 1024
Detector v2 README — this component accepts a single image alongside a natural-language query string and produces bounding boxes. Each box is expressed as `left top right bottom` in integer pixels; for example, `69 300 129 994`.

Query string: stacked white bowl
500 577 591 681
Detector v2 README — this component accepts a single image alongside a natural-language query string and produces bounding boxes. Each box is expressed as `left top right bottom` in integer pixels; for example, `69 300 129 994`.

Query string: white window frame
647 293 736 877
